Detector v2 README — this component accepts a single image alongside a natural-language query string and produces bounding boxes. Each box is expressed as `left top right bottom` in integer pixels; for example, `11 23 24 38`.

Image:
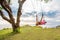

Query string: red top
39 20 47 25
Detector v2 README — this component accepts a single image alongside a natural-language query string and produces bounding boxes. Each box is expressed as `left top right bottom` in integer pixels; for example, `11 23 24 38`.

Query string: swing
36 13 47 26
30 0 47 26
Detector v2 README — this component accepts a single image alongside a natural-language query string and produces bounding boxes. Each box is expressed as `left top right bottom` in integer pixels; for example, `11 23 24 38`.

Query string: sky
0 0 60 29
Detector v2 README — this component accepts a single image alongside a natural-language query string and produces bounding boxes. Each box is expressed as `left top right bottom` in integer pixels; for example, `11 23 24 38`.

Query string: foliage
0 7 3 10
44 0 50 3
6 0 10 4
56 25 60 28
41 0 52 3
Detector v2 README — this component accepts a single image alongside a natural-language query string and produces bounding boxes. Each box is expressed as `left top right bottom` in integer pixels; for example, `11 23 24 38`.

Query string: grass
0 26 60 40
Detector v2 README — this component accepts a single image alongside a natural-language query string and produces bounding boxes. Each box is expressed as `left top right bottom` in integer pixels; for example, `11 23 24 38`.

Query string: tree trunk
0 0 26 33
12 24 20 33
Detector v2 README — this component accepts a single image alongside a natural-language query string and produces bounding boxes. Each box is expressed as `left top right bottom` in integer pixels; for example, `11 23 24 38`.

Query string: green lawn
0 26 60 40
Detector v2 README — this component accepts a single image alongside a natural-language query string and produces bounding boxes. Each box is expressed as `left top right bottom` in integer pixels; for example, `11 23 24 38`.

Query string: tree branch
16 0 26 26
0 10 12 23
0 0 12 12
0 0 15 24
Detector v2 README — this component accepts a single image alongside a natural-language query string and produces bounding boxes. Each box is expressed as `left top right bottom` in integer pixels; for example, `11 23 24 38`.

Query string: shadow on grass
0 31 20 40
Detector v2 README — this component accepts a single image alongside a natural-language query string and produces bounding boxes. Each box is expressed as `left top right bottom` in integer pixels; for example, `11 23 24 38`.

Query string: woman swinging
36 13 47 26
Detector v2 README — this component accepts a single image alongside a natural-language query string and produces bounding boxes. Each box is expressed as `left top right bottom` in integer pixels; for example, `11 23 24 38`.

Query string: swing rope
30 0 47 25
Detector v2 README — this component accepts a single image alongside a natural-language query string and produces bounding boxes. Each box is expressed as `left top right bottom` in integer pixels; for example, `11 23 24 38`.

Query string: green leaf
0 7 3 10
8 0 10 4
39 0 52 3
41 0 43 1
44 0 49 3
44 0 52 3
6 0 11 4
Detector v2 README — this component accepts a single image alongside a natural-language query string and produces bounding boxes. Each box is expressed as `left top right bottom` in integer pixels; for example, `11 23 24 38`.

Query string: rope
30 0 35 11
30 0 45 22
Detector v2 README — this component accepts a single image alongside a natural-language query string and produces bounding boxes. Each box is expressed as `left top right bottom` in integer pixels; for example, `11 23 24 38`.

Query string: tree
0 0 26 33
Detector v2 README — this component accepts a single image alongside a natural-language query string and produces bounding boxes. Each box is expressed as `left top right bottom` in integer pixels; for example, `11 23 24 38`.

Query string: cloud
0 16 12 30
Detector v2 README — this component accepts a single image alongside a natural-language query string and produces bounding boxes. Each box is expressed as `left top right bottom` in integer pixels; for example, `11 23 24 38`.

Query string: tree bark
16 0 26 27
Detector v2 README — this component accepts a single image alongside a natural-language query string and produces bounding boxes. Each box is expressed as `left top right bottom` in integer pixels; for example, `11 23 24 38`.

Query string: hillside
0 26 60 40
